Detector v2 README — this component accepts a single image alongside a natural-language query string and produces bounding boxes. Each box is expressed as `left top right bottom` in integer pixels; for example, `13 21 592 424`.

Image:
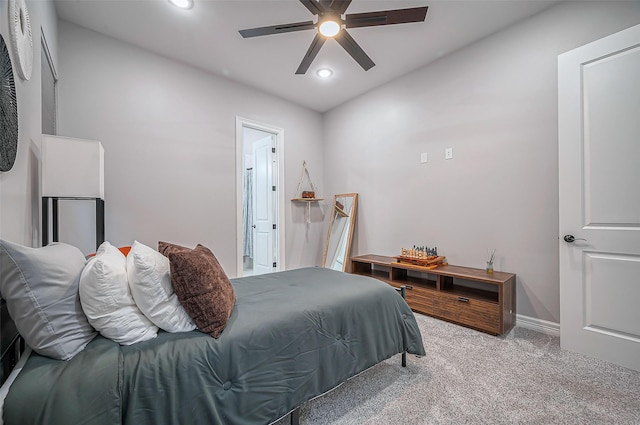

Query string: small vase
486 261 494 274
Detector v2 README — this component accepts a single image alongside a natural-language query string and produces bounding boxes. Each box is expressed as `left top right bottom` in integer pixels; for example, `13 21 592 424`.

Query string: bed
1 266 425 425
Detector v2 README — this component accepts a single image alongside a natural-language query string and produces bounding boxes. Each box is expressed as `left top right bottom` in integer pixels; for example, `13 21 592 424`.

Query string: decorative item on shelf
334 200 348 217
486 248 496 274
0 35 18 172
8 0 33 80
394 245 447 269
41 135 105 251
291 160 323 223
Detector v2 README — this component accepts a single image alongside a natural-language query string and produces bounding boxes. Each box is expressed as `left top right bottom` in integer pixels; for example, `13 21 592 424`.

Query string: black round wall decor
0 34 19 172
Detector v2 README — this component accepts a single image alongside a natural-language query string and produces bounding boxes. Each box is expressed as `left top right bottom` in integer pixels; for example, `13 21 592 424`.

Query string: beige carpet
274 313 640 425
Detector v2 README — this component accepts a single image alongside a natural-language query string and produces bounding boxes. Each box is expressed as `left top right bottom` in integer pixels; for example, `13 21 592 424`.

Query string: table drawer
386 282 435 315
406 285 435 315
433 293 500 334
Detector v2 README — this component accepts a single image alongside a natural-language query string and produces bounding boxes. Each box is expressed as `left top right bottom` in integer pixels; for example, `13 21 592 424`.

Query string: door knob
563 234 586 243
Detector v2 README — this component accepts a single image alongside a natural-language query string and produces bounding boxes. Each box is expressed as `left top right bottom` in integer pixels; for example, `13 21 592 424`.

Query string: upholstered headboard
0 298 24 386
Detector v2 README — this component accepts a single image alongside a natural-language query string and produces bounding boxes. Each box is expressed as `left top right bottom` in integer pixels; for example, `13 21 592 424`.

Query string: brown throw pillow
158 241 191 258
164 243 235 338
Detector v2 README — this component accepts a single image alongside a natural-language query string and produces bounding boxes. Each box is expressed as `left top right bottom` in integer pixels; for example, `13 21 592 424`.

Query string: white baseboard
516 314 560 337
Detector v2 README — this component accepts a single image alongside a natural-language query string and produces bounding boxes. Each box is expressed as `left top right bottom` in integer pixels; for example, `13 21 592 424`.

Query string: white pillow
0 240 96 360
126 241 195 333
79 241 158 344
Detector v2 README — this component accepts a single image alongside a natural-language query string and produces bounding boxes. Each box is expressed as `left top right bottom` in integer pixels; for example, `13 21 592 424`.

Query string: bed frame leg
395 285 410 368
290 407 300 425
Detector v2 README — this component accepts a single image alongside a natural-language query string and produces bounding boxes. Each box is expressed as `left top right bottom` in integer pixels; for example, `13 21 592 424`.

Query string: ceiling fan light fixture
169 0 194 10
316 68 333 78
318 20 340 37
238 2 429 74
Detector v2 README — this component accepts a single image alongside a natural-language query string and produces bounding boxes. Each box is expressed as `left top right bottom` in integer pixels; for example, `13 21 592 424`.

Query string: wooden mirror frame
322 193 358 272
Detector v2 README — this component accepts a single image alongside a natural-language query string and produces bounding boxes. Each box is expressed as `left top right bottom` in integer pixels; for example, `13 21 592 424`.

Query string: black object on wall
0 35 19 172
41 197 105 251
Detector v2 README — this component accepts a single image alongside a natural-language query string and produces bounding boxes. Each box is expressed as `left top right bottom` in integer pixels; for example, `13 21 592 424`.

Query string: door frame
41 30 58 135
235 116 285 277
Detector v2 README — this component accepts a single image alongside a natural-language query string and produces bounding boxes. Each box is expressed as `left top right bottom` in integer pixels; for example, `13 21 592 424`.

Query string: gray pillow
0 240 97 360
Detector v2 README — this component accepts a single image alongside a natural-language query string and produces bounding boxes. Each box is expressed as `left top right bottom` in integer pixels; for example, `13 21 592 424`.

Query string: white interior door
236 117 285 278
252 136 275 275
558 24 640 371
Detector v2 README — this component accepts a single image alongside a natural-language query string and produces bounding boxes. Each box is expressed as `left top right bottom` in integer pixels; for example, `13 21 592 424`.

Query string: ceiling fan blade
296 34 326 75
335 29 375 71
330 0 352 15
239 21 316 38
299 0 326 15
345 6 428 29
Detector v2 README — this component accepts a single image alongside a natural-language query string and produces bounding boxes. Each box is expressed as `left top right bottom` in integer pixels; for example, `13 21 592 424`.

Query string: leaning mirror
322 193 358 272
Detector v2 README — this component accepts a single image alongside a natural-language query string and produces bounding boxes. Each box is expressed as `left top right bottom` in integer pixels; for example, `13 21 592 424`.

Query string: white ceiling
55 0 558 112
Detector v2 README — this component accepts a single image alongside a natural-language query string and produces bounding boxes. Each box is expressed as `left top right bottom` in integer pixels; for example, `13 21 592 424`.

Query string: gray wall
0 0 58 246
56 21 325 274
323 1 640 323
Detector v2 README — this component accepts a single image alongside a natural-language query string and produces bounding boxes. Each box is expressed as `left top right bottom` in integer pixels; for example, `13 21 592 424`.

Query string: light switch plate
420 152 428 163
445 148 453 160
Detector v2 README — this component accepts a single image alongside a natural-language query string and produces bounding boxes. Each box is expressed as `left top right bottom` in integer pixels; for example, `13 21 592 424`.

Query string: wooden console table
351 254 516 335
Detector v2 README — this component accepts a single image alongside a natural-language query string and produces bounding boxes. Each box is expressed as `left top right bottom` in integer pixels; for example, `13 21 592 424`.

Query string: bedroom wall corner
321 1 640 324
56 20 325 272
0 0 58 247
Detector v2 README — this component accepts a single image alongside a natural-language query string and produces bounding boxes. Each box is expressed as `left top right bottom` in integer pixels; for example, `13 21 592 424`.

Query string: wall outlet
445 147 453 160
420 152 428 163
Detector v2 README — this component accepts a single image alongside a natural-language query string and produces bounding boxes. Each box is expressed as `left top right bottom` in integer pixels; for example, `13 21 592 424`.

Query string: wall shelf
291 198 324 202
291 197 324 223
291 160 322 224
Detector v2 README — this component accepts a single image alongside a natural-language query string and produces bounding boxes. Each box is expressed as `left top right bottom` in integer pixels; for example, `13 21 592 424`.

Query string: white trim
41 30 58 135
40 30 58 80
516 314 560 337
235 117 285 277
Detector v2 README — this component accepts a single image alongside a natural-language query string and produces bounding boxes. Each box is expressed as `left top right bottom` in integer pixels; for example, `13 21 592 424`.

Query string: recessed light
169 0 194 10
316 68 333 78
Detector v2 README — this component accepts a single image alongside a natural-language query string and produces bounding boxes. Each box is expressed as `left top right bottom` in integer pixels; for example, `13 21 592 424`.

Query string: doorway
235 117 285 277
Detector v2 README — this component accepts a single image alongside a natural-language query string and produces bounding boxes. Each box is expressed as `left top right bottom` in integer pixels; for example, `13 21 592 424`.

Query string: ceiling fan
239 0 428 74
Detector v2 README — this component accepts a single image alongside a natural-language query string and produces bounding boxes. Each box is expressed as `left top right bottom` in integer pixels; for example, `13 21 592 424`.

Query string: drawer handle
457 297 470 303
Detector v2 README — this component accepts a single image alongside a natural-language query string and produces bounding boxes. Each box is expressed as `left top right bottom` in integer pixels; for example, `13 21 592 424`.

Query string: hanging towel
243 169 254 258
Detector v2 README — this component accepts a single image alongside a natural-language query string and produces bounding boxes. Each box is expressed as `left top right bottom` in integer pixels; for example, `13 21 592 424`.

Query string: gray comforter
4 267 425 425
